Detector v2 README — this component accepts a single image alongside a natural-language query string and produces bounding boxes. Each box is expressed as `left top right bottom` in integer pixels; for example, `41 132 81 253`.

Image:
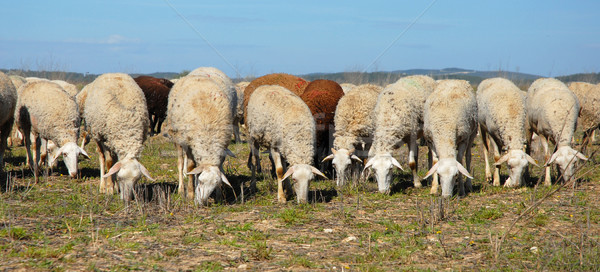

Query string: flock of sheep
0 68 597 206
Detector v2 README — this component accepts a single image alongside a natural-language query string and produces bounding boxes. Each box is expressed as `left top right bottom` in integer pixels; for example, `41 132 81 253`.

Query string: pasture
1 131 600 271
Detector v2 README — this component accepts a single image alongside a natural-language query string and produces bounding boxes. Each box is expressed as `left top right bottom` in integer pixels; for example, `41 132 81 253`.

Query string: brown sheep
242 73 310 122
134 76 173 135
300 79 345 173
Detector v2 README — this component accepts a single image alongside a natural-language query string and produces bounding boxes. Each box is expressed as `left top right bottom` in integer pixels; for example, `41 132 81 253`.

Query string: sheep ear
220 172 232 188
225 149 236 158
280 166 295 181
330 148 337 155
545 152 559 166
423 162 439 180
351 154 362 163
494 153 509 166
49 145 66 165
322 154 334 162
79 147 91 160
348 148 355 154
139 162 155 181
186 166 204 176
311 166 328 180
363 159 373 171
391 157 404 171
103 162 122 178
457 161 473 179
575 151 588 161
525 154 539 167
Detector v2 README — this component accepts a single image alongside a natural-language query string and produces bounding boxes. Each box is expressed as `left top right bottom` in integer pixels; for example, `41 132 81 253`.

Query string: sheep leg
185 148 196 200
429 146 439 195
0 117 13 170
409 135 421 188
155 117 164 134
176 144 185 196
490 137 502 186
271 149 287 204
465 131 476 193
480 127 493 183
22 129 35 178
581 129 593 154
248 140 259 192
97 143 112 194
457 141 468 196
233 122 241 143
32 134 41 183
540 136 552 186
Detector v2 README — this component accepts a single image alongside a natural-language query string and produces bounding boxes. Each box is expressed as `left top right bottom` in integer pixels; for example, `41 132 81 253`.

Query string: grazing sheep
300 79 345 173
7 75 26 146
187 67 238 141
83 73 153 200
0 72 17 169
246 85 327 203
526 78 586 185
423 79 478 197
234 81 250 143
15 80 88 181
477 78 538 187
323 84 381 186
364 75 436 193
133 76 173 135
166 75 233 205
567 82 600 152
51 80 78 97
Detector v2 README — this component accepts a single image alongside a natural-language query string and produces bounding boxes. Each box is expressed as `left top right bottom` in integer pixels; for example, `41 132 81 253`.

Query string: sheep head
494 149 538 187
322 148 362 187
103 157 154 201
50 142 90 178
187 165 232 206
363 154 403 194
546 146 588 182
424 158 472 197
281 164 327 203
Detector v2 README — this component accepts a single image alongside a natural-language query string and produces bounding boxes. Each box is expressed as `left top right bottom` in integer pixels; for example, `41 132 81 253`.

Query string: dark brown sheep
242 73 310 122
134 76 173 135
300 79 345 173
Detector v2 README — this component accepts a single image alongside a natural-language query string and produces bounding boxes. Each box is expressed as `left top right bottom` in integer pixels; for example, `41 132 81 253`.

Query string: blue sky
1 1 599 78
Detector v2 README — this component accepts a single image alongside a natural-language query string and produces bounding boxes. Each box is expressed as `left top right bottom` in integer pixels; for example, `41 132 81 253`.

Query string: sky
1 1 599 78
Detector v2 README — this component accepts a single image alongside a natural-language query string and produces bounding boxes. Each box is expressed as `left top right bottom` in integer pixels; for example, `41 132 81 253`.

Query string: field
1 132 600 271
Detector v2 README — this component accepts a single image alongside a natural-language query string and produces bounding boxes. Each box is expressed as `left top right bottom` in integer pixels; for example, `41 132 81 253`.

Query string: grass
1 132 600 271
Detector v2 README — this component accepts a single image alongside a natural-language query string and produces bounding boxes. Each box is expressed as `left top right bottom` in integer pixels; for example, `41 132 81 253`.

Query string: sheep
15 80 88 181
187 67 238 141
0 72 17 169
476 78 538 187
364 75 436 193
51 80 78 97
526 78 587 186
83 73 153 200
166 75 233 205
299 79 345 173
246 85 327 203
322 84 382 186
234 81 250 143
7 75 26 146
133 76 173 135
243 73 310 175
423 79 478 197
567 82 600 152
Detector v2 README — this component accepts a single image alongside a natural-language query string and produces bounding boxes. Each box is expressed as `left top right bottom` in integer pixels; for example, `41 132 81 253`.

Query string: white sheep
526 78 587 185
340 83 356 94
567 82 600 152
0 72 17 169
51 80 78 97
188 67 239 142
364 75 436 193
15 80 88 181
7 75 26 146
322 84 382 186
234 81 250 143
246 85 327 203
83 73 153 200
75 82 93 149
477 78 538 187
166 75 234 205
423 79 478 197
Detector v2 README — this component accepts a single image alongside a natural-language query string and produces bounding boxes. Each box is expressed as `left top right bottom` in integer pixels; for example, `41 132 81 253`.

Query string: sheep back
247 85 315 165
9 75 26 93
83 73 149 159
51 80 79 97
568 82 600 132
134 76 173 120
300 79 344 143
16 81 79 146
0 72 17 127
167 75 232 165
333 84 380 150
243 73 310 122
